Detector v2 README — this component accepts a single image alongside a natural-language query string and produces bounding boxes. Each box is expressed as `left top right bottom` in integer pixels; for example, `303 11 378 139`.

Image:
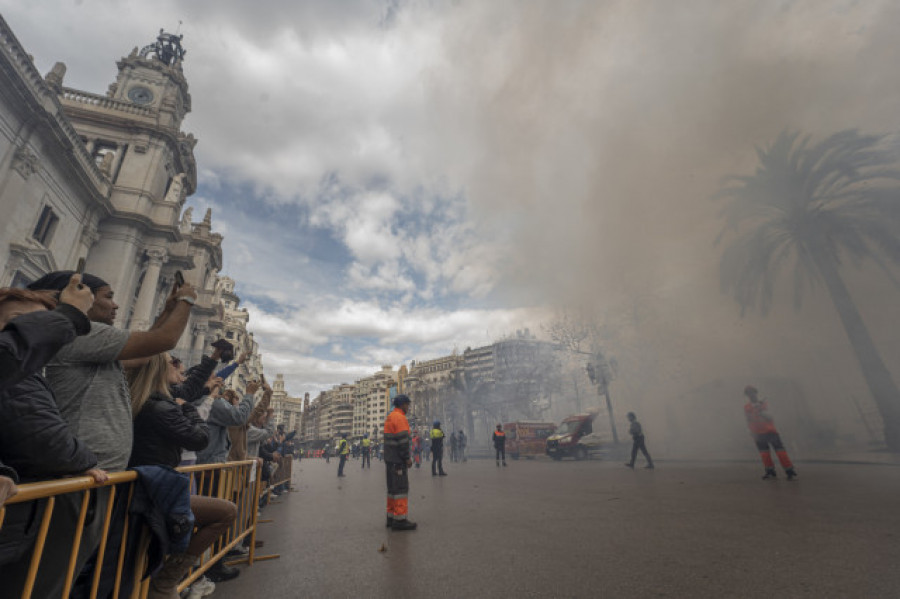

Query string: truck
546 412 600 460
503 421 557 460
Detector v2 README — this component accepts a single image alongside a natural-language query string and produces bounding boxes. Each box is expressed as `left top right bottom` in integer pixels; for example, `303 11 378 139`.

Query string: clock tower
58 29 200 329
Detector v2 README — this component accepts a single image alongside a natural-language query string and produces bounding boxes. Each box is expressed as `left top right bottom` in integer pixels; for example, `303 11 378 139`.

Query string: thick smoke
419 0 900 456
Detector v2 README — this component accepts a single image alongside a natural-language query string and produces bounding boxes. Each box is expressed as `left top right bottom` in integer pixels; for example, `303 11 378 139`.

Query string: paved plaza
220 456 900 598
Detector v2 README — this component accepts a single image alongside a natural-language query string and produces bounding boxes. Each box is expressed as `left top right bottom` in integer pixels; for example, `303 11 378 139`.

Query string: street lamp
586 357 620 444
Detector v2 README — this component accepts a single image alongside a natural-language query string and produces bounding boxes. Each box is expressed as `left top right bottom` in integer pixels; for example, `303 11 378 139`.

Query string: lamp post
586 357 620 444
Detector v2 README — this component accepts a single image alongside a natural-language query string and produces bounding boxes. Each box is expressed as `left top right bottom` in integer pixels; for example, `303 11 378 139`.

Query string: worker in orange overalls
384 395 416 531
492 424 507 467
744 385 798 480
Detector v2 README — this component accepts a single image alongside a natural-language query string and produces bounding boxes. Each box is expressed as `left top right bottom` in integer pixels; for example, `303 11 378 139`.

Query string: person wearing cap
25 270 196 598
624 412 654 470
430 420 447 476
744 385 797 480
384 395 416 530
493 424 508 467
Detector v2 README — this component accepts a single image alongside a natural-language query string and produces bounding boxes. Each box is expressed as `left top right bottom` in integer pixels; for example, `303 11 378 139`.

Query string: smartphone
174 270 185 288
76 257 86 276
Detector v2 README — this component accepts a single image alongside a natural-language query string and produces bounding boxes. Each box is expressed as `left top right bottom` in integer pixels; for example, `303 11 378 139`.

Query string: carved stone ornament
12 147 39 179
145 248 169 266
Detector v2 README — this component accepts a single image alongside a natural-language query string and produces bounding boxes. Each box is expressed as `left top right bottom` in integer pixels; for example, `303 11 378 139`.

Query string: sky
4 1 900 433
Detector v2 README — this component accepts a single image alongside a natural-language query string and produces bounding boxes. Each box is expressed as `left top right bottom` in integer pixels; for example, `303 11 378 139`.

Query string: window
33 206 59 246
226 331 234 339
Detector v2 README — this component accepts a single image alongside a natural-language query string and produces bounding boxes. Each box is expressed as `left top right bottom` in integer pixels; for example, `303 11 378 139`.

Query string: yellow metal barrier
0 460 268 599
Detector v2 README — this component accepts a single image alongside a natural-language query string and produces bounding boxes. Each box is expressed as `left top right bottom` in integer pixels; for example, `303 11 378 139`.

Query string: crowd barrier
0 459 271 599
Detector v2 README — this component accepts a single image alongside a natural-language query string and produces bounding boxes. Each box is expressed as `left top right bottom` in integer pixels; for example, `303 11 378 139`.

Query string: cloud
9 0 900 425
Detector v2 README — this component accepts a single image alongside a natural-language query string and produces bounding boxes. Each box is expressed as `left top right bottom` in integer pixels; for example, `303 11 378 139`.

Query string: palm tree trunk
812 247 900 451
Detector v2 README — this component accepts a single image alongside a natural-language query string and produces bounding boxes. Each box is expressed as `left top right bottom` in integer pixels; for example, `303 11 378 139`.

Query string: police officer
361 433 372 469
384 395 416 530
493 423 507 467
430 420 447 476
337 433 350 477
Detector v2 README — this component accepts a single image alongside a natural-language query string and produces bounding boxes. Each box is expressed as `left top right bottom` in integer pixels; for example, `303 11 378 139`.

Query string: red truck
503 421 557 460
545 413 598 460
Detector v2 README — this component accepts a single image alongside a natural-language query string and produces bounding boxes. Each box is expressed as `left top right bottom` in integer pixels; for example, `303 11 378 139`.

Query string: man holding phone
24 270 197 597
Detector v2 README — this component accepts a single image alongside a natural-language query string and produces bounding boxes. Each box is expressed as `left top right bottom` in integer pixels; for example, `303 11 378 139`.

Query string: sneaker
205 561 240 583
391 519 417 531
225 545 249 558
624 463 634 469
644 464 654 469
187 576 215 598
439 472 447 476
785 468 798 481
761 469 777 480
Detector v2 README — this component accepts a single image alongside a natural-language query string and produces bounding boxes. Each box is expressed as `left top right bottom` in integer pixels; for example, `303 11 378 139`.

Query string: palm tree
716 130 900 451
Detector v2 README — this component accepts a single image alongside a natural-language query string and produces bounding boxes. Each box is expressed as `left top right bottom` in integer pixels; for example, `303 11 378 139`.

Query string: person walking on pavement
493 424 507 467
412 431 422 468
361 433 372 469
324 443 331 463
384 395 416 531
458 430 468 462
430 420 447 476
744 385 797 480
624 412 654 469
449 431 458 462
337 433 350 477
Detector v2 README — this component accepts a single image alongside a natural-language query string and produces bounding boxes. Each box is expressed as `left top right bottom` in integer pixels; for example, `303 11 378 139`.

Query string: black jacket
0 303 90 391
129 393 209 468
0 372 97 482
171 355 218 403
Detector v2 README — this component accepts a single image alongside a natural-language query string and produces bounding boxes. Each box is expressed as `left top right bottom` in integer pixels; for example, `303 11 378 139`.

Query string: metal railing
0 459 268 599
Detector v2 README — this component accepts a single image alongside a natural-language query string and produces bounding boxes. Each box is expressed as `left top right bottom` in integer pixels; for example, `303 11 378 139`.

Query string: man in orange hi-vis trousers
384 394 417 531
744 385 798 481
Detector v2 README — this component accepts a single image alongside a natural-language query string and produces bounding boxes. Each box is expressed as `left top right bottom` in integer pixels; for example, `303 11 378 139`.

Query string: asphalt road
216 455 900 598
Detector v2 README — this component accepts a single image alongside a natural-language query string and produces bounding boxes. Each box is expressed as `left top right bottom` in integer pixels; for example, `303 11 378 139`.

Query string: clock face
127 86 154 105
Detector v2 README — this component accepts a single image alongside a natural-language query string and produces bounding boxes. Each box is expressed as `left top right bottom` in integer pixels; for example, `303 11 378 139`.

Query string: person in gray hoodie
197 380 259 466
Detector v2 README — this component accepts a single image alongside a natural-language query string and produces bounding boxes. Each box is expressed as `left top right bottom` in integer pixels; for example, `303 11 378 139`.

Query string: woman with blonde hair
126 353 237 599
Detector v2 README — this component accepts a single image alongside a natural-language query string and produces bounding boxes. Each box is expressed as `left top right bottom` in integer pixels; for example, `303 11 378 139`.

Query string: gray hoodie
197 394 253 464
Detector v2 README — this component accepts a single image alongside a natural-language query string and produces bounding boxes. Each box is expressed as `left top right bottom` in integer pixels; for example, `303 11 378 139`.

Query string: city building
270 374 305 432
0 19 264 377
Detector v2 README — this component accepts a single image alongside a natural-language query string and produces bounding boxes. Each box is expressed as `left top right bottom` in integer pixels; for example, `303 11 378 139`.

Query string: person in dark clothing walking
430 421 447 476
493 424 507 467
624 412 654 469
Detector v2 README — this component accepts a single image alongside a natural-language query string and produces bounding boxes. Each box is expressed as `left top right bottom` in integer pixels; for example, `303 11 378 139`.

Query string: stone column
130 248 167 331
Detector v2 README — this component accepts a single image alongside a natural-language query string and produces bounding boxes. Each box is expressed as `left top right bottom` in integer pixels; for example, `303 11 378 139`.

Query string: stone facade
270 374 305 431
0 18 263 378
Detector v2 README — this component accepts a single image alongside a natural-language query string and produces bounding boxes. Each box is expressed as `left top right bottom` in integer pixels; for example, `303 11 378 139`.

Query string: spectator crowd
0 270 293 599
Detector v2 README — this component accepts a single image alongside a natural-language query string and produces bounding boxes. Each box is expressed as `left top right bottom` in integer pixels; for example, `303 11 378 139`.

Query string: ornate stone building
0 19 263 377
270 374 304 432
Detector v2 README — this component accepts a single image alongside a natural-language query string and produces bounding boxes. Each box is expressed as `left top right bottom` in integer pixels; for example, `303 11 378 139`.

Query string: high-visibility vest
362 438 371 447
339 439 350 455
430 428 444 440
384 408 411 462
744 401 777 435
